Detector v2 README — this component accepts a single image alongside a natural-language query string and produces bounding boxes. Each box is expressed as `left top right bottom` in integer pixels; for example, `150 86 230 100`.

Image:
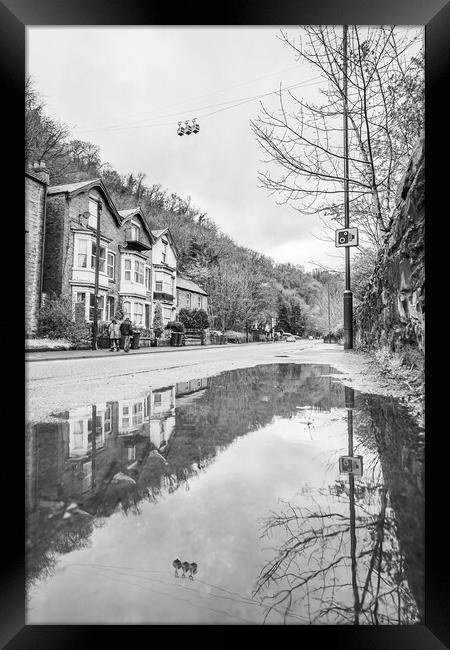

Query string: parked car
285 335 296 342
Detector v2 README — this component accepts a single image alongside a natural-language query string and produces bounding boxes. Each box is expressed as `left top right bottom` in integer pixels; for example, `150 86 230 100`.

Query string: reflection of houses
149 386 176 449
176 276 208 313
176 378 210 405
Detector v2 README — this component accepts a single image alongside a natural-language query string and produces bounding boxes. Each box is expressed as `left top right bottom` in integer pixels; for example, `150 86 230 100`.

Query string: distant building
151 228 179 326
176 275 208 314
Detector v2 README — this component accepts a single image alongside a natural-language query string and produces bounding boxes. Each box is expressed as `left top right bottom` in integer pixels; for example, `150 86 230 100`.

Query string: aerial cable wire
74 77 322 134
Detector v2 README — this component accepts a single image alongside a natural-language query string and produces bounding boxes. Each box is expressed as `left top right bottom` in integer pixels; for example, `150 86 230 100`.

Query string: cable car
177 122 185 136
192 119 200 134
185 120 192 135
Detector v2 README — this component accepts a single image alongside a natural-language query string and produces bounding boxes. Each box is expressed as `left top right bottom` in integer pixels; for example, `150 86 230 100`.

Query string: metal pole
92 201 102 350
343 24 353 349
327 281 331 343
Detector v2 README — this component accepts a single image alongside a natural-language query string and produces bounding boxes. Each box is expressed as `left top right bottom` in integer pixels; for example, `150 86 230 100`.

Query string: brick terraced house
25 165 50 335
42 179 156 328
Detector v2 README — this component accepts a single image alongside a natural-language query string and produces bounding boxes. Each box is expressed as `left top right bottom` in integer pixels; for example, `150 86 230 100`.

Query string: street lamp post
343 24 353 350
91 201 102 350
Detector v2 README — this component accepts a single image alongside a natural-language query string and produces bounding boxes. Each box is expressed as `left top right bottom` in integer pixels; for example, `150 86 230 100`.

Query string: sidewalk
25 341 266 362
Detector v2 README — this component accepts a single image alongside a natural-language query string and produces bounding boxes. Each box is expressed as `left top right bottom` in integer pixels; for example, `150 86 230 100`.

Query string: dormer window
162 241 168 263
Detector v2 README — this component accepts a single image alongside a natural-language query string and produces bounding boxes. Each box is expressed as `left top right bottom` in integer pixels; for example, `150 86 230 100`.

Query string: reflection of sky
27 412 352 623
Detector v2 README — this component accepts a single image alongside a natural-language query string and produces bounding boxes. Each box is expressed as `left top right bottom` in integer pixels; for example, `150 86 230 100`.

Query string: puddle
25 364 424 625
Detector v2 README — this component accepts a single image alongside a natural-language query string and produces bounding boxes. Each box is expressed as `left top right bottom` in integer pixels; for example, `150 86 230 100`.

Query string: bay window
76 239 89 268
134 302 144 325
123 301 131 319
124 259 132 281
107 252 115 279
91 243 106 273
134 260 144 284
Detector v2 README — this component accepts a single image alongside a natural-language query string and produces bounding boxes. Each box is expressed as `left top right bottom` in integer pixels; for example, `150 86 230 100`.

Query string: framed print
1 0 448 646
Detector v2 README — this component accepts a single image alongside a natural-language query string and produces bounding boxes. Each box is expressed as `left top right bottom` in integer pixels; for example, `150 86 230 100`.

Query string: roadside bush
37 294 90 346
178 308 209 331
165 320 185 332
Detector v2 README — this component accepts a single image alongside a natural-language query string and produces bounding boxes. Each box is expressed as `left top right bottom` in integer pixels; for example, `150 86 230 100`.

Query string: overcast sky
27 27 354 271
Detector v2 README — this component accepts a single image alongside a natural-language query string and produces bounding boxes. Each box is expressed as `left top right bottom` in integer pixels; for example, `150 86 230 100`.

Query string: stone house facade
25 166 50 335
176 276 208 313
42 179 156 329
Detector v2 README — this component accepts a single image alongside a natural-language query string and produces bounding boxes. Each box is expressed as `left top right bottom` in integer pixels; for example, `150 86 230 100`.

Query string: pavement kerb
24 341 282 363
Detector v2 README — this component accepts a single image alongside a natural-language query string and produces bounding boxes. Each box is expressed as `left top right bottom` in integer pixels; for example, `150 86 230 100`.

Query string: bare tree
251 27 424 252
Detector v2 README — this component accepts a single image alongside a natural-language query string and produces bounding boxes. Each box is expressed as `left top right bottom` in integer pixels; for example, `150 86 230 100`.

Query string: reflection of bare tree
253 485 420 625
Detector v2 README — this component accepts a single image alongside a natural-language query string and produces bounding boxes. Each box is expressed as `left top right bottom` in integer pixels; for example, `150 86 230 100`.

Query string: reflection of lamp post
92 201 102 350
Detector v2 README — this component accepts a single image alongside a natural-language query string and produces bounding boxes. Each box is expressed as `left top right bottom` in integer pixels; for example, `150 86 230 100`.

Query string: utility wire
75 64 305 131
74 77 322 134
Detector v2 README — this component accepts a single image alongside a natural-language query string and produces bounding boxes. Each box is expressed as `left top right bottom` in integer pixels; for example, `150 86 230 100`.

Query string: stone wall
355 135 425 357
25 174 47 335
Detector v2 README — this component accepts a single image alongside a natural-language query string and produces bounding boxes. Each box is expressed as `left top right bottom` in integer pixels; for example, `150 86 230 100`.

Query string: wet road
27 340 329 421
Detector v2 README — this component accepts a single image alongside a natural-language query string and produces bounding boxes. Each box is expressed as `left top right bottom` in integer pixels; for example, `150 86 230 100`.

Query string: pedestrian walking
120 317 134 353
108 318 121 351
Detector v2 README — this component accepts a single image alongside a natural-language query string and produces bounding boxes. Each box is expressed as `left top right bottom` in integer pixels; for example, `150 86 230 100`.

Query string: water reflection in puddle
26 364 424 625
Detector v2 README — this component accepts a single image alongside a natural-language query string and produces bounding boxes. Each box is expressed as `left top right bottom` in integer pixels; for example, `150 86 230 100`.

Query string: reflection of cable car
184 120 192 135
177 122 185 136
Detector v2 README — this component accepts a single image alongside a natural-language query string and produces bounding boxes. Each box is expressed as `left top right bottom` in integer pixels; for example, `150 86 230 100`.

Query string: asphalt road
26 341 352 422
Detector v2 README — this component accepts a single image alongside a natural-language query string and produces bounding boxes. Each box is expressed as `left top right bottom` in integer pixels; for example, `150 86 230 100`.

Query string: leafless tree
251 27 424 253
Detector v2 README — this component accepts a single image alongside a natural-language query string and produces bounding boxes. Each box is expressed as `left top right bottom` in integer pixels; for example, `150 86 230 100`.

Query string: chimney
32 160 50 185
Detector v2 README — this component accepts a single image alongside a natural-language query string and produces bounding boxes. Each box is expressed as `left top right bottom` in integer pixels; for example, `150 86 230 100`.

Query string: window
76 292 86 304
155 280 163 292
88 198 99 229
76 239 89 268
197 295 202 308
104 407 111 434
123 301 131 319
134 260 144 284
107 252 115 279
145 304 151 329
145 267 151 290
124 259 132 281
132 402 143 427
129 223 141 241
154 393 162 406
162 241 167 263
89 294 104 321
91 243 106 273
134 302 143 325
128 447 136 462
122 406 129 430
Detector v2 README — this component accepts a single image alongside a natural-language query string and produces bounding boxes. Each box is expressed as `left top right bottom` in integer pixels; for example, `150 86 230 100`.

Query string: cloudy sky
27 27 347 270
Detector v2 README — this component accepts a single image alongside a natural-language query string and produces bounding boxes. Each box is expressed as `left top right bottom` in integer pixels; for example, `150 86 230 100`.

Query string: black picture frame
3 0 448 646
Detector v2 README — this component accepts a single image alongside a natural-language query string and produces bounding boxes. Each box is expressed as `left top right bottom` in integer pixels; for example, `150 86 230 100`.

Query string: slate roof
176 276 208 296
47 179 100 195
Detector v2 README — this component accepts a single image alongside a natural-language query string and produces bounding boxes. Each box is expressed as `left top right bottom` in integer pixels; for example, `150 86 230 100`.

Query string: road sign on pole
339 455 363 476
335 228 359 247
